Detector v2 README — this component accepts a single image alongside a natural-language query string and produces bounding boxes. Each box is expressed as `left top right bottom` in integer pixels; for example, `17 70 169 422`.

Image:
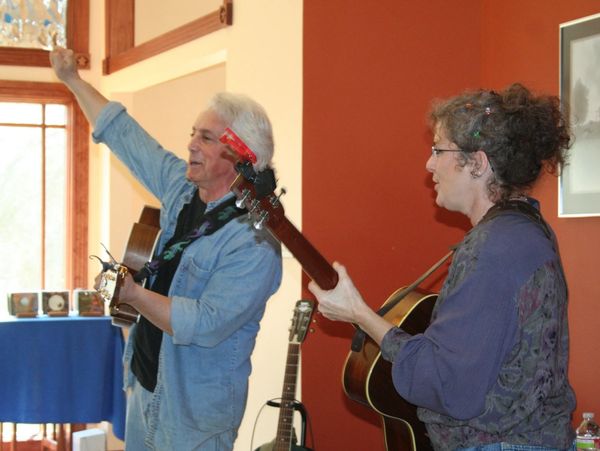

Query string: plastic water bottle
576 412 600 450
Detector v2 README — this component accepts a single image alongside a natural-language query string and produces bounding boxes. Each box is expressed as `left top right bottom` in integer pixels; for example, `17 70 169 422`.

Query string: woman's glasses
431 146 463 157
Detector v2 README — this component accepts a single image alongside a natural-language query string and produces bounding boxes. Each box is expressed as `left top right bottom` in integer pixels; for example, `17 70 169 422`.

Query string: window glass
0 100 69 316
0 103 43 124
45 104 67 126
0 0 67 50
0 126 43 295
45 127 67 289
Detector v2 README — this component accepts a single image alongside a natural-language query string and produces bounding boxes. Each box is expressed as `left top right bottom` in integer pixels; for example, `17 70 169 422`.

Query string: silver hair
208 92 274 171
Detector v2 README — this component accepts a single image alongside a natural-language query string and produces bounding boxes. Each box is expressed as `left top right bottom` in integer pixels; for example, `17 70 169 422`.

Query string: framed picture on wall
559 13 600 217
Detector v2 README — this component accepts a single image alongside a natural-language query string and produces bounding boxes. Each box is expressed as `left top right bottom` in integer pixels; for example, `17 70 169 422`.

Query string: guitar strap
133 197 246 283
350 247 455 352
350 198 551 352
479 198 553 240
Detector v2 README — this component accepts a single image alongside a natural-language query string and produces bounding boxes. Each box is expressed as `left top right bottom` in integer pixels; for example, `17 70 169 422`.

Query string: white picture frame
559 13 600 217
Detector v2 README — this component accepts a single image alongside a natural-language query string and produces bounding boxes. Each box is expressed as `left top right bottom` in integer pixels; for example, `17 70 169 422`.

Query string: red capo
219 127 257 164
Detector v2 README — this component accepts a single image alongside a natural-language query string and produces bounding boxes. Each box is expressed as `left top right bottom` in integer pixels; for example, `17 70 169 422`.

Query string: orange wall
302 1 600 450
302 2 481 450
479 0 600 429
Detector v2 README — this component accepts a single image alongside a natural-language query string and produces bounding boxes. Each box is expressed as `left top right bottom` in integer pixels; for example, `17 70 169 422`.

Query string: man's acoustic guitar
95 206 161 327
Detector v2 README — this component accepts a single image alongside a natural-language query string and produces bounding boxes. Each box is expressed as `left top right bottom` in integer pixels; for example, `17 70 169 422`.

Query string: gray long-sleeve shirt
381 200 576 450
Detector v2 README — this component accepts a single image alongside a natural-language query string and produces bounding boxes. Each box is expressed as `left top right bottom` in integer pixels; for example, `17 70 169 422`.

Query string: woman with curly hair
309 83 576 451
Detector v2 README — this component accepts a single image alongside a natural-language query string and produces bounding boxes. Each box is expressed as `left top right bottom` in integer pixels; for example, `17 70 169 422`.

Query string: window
0 0 67 50
0 0 89 69
0 80 88 315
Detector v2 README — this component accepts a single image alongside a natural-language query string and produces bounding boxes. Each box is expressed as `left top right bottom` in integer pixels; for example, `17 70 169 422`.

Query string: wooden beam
103 0 232 75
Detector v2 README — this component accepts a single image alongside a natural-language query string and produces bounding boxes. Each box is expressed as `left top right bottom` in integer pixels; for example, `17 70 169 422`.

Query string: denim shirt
93 102 283 449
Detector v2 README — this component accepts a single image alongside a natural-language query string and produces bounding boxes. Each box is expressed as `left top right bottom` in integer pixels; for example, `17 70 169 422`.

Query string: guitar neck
274 342 300 451
269 215 338 290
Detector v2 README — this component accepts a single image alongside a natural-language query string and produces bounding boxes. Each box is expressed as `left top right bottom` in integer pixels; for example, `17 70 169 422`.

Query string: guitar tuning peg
248 199 261 213
100 243 118 264
271 187 287 207
89 255 113 272
235 188 251 209
253 211 269 230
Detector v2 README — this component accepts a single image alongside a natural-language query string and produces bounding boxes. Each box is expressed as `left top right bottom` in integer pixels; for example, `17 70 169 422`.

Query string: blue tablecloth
0 316 126 440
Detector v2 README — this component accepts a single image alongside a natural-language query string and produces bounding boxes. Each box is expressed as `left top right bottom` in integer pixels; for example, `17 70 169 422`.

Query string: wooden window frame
0 80 89 289
103 0 232 75
0 0 90 69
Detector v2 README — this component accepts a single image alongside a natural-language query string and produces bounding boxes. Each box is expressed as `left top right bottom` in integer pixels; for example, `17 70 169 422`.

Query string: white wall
134 0 221 45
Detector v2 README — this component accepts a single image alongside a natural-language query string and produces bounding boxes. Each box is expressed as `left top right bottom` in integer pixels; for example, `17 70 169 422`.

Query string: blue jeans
125 378 236 451
457 442 576 451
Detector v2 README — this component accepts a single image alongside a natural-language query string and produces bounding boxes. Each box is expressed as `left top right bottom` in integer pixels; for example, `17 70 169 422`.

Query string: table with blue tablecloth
0 316 126 440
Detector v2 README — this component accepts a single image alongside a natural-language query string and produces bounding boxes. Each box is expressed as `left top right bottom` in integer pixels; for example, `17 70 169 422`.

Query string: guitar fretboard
274 342 300 451
270 216 338 290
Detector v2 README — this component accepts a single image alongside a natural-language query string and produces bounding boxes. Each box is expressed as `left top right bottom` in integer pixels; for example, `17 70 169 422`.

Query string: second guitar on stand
255 300 314 451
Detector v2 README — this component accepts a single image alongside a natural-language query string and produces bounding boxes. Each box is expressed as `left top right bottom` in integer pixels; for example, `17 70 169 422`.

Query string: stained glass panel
0 0 67 50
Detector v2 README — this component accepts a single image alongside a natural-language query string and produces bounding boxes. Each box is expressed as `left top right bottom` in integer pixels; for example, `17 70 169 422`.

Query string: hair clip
484 107 492 115
473 130 481 138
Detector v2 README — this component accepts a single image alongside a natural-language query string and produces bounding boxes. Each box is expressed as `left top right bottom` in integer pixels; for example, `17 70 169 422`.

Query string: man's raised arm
49 48 108 127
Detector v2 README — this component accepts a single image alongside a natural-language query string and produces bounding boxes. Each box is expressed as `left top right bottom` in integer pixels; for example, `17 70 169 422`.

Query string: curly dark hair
429 83 572 201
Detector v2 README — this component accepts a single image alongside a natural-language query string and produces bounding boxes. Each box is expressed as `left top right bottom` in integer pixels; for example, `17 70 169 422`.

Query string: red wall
302 1 600 450
478 0 600 429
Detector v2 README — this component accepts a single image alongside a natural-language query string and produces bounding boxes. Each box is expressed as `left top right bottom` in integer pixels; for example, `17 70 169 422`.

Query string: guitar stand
266 399 309 447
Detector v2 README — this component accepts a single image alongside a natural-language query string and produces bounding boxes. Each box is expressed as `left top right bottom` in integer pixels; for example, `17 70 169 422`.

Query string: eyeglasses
431 146 463 157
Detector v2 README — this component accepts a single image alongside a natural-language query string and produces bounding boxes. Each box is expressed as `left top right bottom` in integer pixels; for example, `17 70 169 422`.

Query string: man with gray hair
50 48 282 450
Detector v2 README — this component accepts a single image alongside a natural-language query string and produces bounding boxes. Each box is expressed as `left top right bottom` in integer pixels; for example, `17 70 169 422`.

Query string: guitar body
97 206 161 327
255 441 311 451
343 288 437 451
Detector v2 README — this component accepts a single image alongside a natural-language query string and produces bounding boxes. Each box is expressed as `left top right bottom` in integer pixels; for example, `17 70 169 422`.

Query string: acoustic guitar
343 288 436 451
230 167 435 451
95 206 161 327
256 300 314 451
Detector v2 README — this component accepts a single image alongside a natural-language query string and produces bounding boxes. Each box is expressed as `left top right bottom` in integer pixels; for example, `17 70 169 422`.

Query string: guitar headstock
289 300 314 344
230 166 287 231
220 127 287 231
221 129 339 292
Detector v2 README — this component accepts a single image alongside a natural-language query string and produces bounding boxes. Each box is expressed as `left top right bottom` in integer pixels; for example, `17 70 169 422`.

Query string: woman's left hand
308 262 369 324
